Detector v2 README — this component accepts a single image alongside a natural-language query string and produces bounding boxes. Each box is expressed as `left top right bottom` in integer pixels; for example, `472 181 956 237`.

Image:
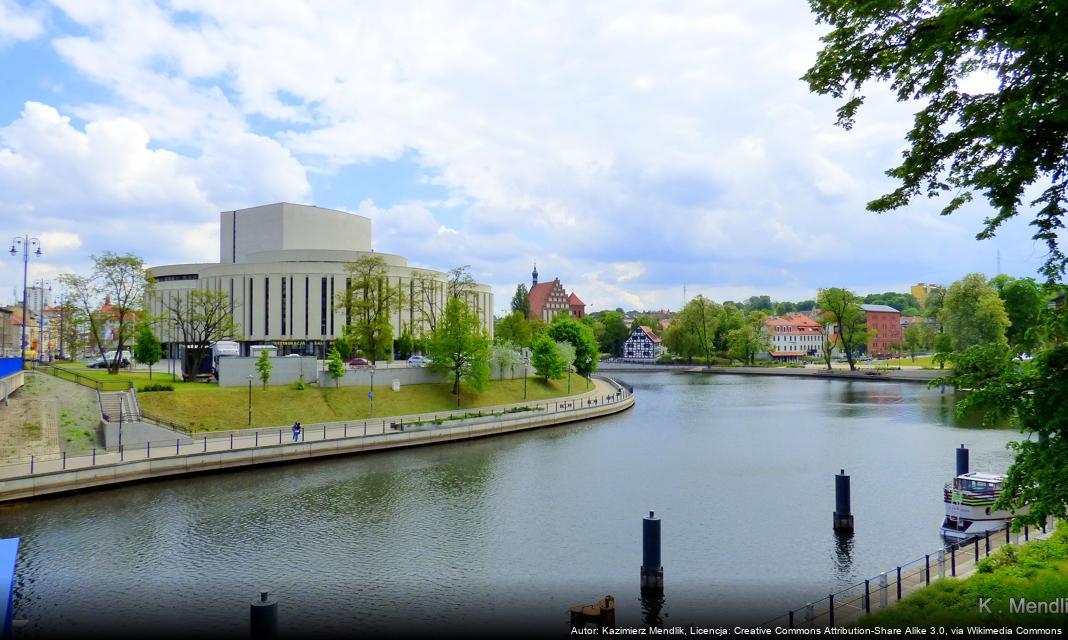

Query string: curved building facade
147 203 493 357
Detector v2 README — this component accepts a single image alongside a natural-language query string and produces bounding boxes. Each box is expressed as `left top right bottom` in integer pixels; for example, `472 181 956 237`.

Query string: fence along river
1 371 1021 635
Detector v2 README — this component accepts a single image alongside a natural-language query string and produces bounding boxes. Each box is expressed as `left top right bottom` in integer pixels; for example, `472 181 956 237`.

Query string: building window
281 276 287 336
330 277 335 336
264 276 269 336
305 277 309 337
289 277 294 338
248 277 254 335
321 277 328 335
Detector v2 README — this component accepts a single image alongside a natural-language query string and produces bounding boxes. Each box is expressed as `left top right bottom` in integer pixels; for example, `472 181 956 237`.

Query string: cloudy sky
0 0 1052 315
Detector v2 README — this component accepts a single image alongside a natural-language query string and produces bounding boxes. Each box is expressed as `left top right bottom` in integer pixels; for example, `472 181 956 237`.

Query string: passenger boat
940 471 1025 539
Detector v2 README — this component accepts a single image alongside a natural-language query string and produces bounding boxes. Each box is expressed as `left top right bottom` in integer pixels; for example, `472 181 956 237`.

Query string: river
0 372 1020 636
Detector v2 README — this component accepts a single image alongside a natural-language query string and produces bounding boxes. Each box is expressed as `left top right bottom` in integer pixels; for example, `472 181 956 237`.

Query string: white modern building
147 203 494 357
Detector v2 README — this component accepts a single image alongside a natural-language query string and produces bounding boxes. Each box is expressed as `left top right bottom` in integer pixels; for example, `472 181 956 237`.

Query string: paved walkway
0 376 628 485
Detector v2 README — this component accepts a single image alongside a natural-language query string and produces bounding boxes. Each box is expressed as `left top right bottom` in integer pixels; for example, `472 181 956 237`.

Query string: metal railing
31 362 133 392
760 517 1058 629
0 377 633 480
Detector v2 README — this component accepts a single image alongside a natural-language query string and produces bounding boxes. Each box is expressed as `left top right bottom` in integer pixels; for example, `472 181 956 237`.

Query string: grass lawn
136 373 588 432
881 355 946 369
859 525 1068 628
54 362 207 390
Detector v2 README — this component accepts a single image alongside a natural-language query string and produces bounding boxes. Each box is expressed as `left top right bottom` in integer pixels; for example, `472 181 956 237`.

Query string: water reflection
640 589 666 628
832 531 856 584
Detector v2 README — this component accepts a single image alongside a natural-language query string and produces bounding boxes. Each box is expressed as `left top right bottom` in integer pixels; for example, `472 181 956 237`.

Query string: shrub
139 383 174 392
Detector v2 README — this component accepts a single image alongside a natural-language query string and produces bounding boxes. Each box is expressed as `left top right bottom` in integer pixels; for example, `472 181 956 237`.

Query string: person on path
292 421 301 442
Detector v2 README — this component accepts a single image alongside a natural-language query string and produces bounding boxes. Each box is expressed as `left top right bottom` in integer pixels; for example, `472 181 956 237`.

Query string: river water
1 372 1020 636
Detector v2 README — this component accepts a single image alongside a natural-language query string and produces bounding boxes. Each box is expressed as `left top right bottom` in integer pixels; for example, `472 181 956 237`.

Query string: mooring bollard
833 469 854 532
896 567 902 600
250 590 278 638
924 554 930 585
956 443 969 476
640 511 664 592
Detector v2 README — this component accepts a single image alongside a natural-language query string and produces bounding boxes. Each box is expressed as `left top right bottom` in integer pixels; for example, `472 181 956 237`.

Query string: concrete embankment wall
1 393 634 502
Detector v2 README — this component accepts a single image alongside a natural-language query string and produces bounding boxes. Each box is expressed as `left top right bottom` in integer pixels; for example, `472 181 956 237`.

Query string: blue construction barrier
0 537 18 639
0 358 21 380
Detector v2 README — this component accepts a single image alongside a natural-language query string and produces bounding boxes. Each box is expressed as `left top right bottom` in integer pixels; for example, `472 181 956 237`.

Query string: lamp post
57 290 66 361
369 367 375 418
172 320 178 382
247 374 253 425
567 364 572 393
9 235 42 364
523 362 528 400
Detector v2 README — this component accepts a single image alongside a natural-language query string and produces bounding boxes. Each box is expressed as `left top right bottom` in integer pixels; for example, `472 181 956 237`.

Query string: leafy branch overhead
804 0 1068 279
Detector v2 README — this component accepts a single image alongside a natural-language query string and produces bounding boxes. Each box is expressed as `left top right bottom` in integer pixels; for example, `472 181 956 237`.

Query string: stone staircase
99 389 140 423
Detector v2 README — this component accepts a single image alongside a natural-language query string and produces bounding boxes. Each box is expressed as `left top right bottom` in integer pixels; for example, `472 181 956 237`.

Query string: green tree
490 343 523 380
663 322 701 364
940 273 1010 352
495 311 532 347
727 311 771 365
598 310 629 357
427 298 492 402
673 295 721 364
333 334 355 361
159 289 241 382
511 284 530 317
990 274 1046 350
395 326 415 359
325 346 345 388
132 322 162 379
817 288 868 371
530 333 566 382
255 349 272 390
903 322 925 362
805 0 1068 281
714 303 744 354
547 315 599 377
341 256 405 361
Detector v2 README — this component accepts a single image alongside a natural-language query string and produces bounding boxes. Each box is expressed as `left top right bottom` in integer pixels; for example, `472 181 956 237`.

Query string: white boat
940 471 1026 539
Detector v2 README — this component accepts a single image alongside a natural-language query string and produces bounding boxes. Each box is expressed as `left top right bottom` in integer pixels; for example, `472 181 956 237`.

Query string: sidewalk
0 376 627 484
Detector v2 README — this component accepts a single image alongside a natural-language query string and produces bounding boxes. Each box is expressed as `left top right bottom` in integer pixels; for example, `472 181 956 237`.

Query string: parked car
407 355 431 367
88 350 132 368
348 357 371 367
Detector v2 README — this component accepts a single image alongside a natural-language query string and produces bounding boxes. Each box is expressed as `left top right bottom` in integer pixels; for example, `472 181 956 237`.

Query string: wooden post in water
640 511 664 592
833 469 854 532
250 590 278 638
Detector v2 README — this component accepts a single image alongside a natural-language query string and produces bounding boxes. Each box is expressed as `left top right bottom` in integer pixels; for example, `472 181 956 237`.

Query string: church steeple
532 261 539 287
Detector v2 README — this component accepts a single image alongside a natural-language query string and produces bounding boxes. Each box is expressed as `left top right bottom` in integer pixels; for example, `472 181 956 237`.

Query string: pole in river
833 469 854 533
956 444 969 477
250 590 278 638
640 511 664 592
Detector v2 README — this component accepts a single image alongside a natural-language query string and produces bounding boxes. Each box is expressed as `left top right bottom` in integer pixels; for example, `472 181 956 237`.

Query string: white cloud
0 0 44 44
0 1 1050 308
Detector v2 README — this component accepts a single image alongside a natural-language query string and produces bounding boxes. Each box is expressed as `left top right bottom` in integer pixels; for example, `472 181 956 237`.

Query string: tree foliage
671 296 721 364
546 315 599 376
325 346 346 388
510 284 530 317
727 311 771 365
255 349 272 390
132 322 162 379
342 256 404 361
161 288 240 382
495 311 532 348
990 274 1047 349
597 310 630 357
427 298 492 399
817 287 868 371
530 333 566 382
940 273 1010 351
804 0 1068 281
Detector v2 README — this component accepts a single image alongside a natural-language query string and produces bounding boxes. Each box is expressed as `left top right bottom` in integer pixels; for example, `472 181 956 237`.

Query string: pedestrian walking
292 421 301 442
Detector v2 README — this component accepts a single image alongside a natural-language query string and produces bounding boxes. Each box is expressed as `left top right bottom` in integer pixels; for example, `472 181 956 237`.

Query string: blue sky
0 0 1055 315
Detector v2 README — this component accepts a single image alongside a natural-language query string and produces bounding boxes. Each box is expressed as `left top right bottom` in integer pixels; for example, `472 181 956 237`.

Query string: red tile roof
568 292 584 306
637 325 661 344
528 281 557 319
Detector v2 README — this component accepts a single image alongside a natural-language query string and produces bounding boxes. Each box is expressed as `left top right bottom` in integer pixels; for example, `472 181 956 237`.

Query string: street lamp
247 374 253 425
171 320 179 382
9 235 42 365
369 367 375 418
567 363 572 393
523 362 528 400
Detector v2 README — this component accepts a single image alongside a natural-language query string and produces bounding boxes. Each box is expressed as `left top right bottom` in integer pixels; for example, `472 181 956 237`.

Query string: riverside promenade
0 376 633 502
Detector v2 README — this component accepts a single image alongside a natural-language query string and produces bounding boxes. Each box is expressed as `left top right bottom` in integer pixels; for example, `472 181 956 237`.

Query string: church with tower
526 262 585 322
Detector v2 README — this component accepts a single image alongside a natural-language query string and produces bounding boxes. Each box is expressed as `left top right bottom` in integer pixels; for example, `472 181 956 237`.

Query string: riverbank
0 376 633 502
859 523 1067 629
599 362 944 383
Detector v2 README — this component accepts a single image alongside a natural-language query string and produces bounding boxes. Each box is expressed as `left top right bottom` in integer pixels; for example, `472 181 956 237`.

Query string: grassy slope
859 526 1068 628
134 374 586 431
